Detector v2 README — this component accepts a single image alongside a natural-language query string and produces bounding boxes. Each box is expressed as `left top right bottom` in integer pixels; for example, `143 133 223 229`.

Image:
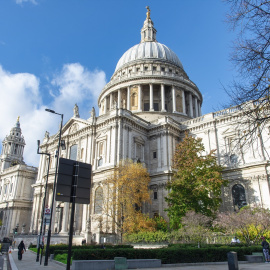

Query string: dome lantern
141 6 157 43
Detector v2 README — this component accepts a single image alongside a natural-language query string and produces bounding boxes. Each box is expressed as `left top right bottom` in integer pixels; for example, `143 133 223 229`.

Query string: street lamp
36 139 51 262
44 109 63 266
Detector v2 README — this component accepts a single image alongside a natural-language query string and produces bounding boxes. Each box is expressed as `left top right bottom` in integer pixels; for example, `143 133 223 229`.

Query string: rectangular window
161 67 165 72
153 151 157 159
154 192 158 200
154 103 159 111
70 145 78 161
153 66 157 71
144 103 149 111
144 66 148 71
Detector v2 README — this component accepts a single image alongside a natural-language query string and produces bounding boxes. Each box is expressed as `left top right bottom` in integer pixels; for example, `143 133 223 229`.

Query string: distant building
30 8 270 244
0 118 37 238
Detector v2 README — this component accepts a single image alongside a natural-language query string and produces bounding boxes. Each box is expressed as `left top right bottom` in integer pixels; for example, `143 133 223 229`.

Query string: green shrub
72 246 262 263
49 244 133 255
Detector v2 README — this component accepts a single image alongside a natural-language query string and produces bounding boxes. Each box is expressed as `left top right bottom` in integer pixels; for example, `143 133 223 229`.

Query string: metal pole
36 144 50 262
44 113 63 266
66 162 79 270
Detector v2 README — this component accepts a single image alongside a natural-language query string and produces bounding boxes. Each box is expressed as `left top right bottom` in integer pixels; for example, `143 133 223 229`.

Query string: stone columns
198 101 202 116
182 90 186 114
110 93 113 110
127 86 131 110
195 97 198 118
60 202 69 234
118 89 121 109
149 84 154 111
138 85 142 111
189 93 193 117
172 85 176 113
161 84 166 112
104 98 107 114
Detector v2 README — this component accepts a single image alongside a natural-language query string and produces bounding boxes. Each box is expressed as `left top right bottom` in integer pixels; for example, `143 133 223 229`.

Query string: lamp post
44 109 63 266
36 140 51 262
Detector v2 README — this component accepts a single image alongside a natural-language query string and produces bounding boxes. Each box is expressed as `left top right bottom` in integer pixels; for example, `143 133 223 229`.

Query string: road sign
56 158 91 204
44 207 51 215
44 206 51 224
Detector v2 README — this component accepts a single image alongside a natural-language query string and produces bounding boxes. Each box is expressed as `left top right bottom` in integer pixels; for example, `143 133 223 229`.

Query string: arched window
232 184 247 210
70 145 78 161
94 187 103 214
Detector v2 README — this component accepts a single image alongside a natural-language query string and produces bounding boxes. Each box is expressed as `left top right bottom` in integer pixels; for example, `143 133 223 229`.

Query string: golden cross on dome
146 6 151 19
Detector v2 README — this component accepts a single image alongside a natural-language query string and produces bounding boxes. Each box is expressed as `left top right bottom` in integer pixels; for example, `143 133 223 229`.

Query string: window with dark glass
154 191 158 200
232 184 247 210
144 103 149 111
153 151 157 159
154 103 159 111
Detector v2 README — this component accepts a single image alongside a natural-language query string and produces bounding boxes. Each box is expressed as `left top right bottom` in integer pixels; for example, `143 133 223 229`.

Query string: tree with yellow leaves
102 160 151 242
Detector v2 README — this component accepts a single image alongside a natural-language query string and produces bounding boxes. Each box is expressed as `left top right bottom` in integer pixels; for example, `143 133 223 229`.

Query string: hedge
72 246 262 264
49 244 133 255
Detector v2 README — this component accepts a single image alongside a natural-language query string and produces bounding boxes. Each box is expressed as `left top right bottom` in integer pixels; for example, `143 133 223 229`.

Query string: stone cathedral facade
0 118 37 239
29 9 270 244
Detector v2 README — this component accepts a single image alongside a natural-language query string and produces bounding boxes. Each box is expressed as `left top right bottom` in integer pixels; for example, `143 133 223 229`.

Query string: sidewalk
8 249 65 270
7 249 270 270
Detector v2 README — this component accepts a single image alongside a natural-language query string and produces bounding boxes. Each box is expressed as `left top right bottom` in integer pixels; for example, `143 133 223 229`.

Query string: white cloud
0 64 106 167
51 63 106 117
15 0 37 5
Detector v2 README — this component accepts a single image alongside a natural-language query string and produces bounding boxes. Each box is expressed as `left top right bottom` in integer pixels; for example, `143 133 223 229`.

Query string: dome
115 42 183 72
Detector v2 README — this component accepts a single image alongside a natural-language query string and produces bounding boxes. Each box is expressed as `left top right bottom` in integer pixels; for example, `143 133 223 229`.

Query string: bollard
227 251 239 270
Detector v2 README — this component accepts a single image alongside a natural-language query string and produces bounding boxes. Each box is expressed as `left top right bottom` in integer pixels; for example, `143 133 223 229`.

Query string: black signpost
55 158 91 270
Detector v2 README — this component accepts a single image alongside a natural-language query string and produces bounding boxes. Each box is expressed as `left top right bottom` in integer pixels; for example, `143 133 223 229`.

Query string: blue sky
0 0 237 166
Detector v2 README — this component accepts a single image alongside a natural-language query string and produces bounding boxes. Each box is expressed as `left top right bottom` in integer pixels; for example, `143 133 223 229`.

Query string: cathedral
1 8 269 244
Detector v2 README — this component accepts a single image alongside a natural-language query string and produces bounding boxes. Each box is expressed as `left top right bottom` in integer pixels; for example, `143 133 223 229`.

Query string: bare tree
214 206 270 245
224 0 270 154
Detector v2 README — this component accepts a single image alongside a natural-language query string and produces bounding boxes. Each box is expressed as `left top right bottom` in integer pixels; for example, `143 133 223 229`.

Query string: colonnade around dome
99 83 202 118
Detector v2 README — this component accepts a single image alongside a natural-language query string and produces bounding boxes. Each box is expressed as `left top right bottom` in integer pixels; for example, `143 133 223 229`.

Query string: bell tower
0 117 25 171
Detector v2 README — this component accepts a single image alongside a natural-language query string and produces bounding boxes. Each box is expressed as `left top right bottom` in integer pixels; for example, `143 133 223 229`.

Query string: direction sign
56 158 91 204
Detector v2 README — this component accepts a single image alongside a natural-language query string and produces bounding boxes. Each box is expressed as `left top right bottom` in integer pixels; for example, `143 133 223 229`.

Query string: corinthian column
161 84 166 112
118 89 121 109
172 85 176 113
182 90 186 114
127 86 131 110
138 85 142 111
189 93 193 117
149 84 154 111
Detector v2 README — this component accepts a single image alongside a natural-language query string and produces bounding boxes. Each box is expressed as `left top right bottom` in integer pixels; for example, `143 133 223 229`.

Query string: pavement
8 249 65 270
6 249 270 270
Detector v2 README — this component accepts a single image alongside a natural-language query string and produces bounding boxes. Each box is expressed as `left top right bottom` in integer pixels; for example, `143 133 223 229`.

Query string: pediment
61 118 90 137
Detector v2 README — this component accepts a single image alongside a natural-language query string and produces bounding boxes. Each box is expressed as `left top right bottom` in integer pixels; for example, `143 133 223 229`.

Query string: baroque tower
0 117 25 171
